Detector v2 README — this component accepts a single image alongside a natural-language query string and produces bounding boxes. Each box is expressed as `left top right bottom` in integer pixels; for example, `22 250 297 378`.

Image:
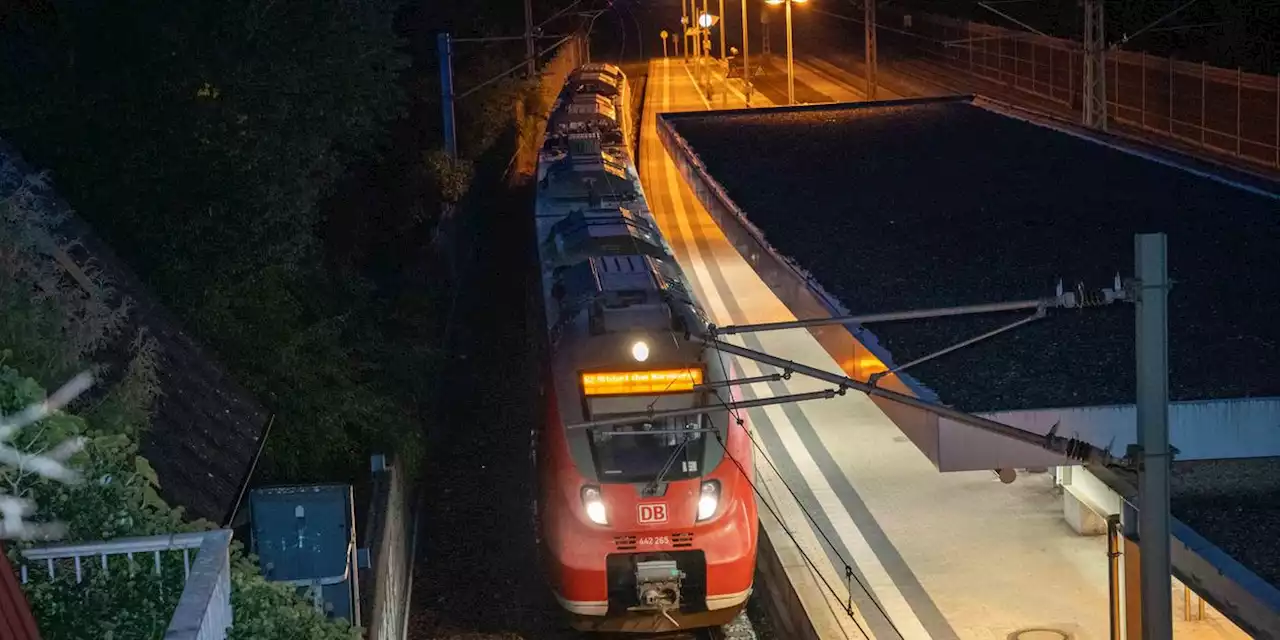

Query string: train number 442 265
638 536 671 546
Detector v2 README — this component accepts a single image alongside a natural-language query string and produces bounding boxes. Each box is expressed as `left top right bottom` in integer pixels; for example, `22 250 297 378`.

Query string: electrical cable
706 345 905 640
708 413 872 640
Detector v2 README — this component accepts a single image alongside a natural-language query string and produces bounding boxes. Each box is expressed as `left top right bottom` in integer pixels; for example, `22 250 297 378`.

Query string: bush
2 366 360 640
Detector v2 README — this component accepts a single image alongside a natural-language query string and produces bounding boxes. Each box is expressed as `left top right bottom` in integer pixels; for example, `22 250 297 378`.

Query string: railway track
603 628 725 640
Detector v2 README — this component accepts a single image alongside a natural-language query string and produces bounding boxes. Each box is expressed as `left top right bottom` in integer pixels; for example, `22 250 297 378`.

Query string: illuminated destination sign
581 368 704 396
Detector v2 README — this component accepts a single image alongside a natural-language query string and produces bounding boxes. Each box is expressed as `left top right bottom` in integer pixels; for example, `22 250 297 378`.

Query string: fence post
1069 50 1075 111
1113 53 1119 122
999 36 1004 84
1050 47 1056 102
1236 67 1242 156
1201 61 1206 144
968 22 974 72
1141 52 1146 128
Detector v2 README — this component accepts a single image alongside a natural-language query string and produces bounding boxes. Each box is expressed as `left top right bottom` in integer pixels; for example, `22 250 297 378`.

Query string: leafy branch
0 371 92 540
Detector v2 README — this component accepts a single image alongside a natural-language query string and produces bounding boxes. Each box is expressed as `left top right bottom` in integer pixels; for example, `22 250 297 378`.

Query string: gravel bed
1104 457 1280 590
668 101 1280 412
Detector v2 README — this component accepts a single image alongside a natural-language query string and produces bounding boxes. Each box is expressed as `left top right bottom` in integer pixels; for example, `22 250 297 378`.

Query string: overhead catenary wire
709 413 878 640
705 348 904 640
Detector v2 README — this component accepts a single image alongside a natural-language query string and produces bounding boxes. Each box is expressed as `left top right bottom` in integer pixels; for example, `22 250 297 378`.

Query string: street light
765 0 805 105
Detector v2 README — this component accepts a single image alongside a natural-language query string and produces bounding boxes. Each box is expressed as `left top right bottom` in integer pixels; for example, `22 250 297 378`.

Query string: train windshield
588 414 709 484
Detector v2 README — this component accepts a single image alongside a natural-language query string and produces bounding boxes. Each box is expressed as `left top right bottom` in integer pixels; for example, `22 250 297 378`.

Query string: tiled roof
0 140 270 524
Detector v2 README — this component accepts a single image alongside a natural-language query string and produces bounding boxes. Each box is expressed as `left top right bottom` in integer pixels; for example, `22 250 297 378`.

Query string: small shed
248 484 360 626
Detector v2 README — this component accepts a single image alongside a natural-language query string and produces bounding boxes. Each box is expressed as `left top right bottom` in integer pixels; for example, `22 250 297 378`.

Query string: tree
0 0 425 484
3 167 357 639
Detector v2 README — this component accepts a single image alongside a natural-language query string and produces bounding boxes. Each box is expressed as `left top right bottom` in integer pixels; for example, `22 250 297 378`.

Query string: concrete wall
358 456 416 640
983 397 1280 463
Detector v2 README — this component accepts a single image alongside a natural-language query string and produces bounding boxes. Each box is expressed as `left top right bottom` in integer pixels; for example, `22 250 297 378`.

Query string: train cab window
588 414 709 484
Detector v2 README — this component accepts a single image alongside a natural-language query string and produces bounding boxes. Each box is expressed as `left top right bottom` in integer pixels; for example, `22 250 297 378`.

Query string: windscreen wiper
642 426 697 497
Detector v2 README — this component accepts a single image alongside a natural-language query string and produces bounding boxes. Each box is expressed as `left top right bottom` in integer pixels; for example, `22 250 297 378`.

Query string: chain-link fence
882 11 1280 170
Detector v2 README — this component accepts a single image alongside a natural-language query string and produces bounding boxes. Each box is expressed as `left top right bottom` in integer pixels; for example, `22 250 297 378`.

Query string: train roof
663 96 1280 413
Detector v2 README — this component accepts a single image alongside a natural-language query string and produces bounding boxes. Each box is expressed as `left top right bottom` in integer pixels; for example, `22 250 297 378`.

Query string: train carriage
531 63 759 633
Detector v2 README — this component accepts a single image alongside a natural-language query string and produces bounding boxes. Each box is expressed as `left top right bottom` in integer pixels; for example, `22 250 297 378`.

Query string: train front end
534 252 759 632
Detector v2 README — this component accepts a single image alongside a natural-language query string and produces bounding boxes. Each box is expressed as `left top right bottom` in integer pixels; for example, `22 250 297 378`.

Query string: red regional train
530 62 759 633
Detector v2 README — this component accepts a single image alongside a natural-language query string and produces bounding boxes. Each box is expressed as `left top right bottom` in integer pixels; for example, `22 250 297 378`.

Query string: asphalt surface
667 101 1280 412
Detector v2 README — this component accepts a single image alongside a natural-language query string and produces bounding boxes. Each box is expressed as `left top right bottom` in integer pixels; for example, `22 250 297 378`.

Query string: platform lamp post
740 0 752 104
698 11 720 93
681 0 690 60
765 0 805 105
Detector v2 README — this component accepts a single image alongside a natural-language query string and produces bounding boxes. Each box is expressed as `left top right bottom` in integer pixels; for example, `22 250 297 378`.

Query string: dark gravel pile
669 101 1280 412
1171 458 1280 589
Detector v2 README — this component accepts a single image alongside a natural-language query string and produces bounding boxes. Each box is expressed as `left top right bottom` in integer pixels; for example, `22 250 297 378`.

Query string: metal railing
877 10 1280 170
19 530 235 640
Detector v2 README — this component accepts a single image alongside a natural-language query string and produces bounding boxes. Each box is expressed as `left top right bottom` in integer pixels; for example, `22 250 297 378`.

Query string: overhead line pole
1135 232 1173 640
741 0 752 104
865 0 877 99
524 0 537 78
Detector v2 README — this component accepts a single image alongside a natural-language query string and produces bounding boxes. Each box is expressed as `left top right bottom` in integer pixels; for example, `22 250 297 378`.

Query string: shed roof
0 546 41 640
0 140 269 524
666 97 1280 413
249 484 354 582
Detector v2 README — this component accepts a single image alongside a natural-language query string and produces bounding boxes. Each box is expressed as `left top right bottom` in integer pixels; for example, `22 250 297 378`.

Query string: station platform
636 57 1257 640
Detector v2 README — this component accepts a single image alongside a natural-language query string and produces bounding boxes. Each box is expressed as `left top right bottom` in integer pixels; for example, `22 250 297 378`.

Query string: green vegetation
1 184 356 638
0 0 426 484
1 0 581 635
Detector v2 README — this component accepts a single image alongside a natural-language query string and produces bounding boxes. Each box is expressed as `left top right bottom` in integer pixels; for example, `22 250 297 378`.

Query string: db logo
637 503 668 524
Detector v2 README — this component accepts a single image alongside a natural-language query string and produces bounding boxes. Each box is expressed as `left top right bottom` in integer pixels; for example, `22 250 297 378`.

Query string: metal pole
1201 61 1207 143
716 298 1058 334
720 0 728 108
1237 67 1243 156
742 0 752 104
703 0 711 91
865 0 878 100
438 32 458 159
719 0 727 62
1135 232 1172 640
1141 51 1147 127
524 0 536 78
1107 514 1123 640
785 0 795 105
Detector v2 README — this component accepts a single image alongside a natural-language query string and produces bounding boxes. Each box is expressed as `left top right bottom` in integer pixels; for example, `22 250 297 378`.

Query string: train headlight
697 480 720 521
630 340 650 362
581 485 608 525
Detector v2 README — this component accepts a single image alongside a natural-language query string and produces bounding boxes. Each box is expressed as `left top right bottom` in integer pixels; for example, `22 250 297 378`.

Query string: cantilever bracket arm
868 307 1046 385
694 371 789 391
708 275 1130 338
695 335 1119 466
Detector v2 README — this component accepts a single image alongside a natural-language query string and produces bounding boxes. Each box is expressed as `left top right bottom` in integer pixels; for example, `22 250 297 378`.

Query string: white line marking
651 60 932 640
